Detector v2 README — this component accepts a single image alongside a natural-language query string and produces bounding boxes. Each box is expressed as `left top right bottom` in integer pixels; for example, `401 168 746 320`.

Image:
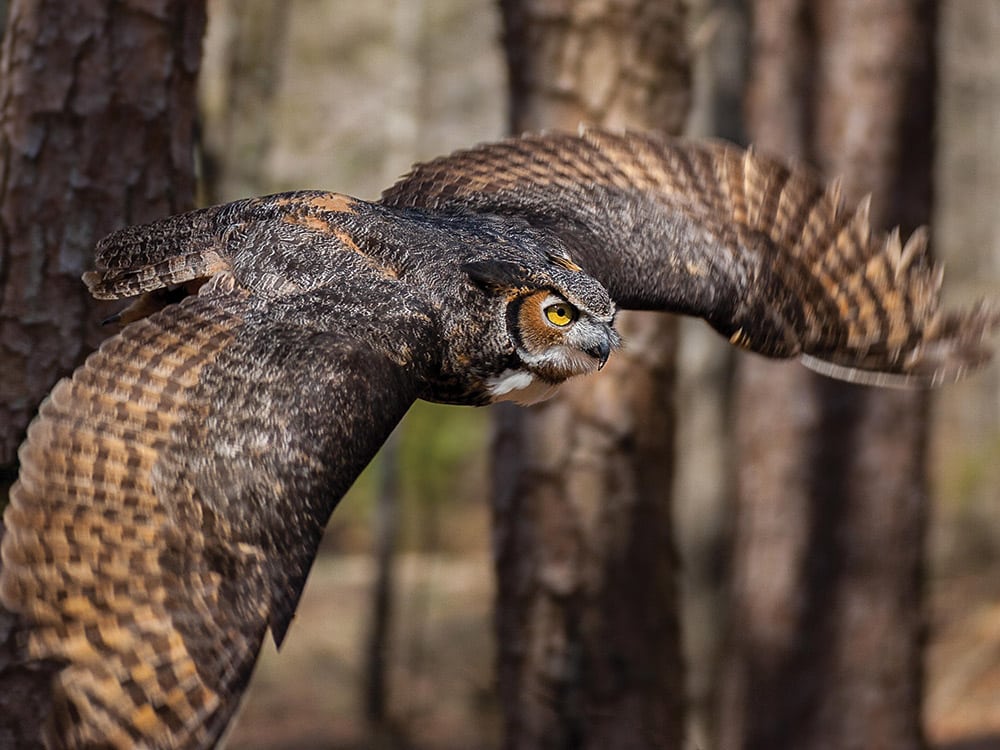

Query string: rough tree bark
494 2 689 748
0 0 205 479
718 1 935 748
0 1 205 745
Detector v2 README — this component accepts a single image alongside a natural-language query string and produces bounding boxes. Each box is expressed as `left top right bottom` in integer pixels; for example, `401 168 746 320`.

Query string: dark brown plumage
384 129 997 385
1 129 995 748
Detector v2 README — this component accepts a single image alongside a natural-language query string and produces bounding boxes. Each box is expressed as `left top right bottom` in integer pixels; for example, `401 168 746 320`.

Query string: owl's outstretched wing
383 129 997 385
0 205 434 747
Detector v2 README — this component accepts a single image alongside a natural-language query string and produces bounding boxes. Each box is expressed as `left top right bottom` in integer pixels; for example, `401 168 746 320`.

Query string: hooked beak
586 338 613 370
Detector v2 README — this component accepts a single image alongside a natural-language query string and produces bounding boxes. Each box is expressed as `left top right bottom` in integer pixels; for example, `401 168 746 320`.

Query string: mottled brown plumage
384 129 997 385
1 129 995 748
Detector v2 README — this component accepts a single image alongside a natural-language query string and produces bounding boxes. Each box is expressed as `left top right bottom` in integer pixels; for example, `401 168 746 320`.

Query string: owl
0 129 996 748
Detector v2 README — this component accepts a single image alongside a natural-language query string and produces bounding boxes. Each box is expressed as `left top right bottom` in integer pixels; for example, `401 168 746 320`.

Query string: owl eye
544 302 577 327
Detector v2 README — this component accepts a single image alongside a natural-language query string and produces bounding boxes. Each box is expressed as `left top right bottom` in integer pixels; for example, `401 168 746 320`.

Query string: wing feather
2 298 242 748
1 283 428 747
383 128 997 385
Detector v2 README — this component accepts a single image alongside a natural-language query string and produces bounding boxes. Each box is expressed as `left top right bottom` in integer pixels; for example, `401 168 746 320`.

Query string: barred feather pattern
2 215 432 747
383 128 998 385
1 298 253 748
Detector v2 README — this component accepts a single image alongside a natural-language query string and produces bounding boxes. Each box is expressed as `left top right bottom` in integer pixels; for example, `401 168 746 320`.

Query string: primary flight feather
1 129 995 748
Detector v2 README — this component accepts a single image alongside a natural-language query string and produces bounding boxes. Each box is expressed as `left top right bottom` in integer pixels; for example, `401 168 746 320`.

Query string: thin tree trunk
200 0 290 205
494 2 690 747
0 1 205 744
719 2 934 748
679 2 748 743
366 431 400 733
364 1 424 738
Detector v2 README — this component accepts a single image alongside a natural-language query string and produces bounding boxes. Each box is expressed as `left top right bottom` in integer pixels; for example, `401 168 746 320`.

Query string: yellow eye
544 303 577 327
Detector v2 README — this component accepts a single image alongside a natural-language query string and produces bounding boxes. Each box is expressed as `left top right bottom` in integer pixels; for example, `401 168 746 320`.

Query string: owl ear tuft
462 260 531 292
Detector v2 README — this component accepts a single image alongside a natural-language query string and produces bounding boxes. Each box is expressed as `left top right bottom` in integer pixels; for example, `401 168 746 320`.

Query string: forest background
1 1 999 748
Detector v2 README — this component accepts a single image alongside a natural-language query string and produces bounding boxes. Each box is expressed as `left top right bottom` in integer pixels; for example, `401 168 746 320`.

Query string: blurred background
190 2 1000 748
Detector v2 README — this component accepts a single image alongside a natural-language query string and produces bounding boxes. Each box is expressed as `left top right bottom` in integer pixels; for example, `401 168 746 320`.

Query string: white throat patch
486 369 559 405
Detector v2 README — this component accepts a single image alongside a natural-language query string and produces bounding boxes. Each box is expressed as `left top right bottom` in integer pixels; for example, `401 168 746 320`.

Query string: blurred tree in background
492 1 688 748
719 1 934 747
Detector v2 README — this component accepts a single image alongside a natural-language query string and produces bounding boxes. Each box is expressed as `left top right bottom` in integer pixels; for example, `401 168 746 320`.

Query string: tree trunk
364 2 424 738
0 0 205 476
199 0 290 205
718 2 934 748
494 1 689 747
366 431 400 734
0 1 205 744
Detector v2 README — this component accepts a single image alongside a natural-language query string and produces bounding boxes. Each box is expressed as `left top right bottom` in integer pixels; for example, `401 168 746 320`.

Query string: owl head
462 253 621 405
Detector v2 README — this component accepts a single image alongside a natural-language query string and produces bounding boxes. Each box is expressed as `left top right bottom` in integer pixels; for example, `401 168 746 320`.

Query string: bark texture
0 0 205 471
494 1 689 747
0 1 205 745
719 2 935 748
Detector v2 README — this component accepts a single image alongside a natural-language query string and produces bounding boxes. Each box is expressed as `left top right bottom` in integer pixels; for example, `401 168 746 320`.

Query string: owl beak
587 339 612 370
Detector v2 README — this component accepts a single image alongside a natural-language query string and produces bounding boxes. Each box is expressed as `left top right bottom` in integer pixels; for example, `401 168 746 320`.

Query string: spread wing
0 198 435 748
383 128 997 386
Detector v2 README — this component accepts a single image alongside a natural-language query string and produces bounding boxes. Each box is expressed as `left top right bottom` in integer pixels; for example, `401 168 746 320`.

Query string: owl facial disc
488 290 619 404
458 256 618 404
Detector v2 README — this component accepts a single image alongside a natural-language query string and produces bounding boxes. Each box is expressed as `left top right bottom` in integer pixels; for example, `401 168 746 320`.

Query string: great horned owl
1 129 996 748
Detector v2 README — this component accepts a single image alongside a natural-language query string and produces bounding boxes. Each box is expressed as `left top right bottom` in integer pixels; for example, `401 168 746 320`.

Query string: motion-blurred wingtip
801 298 1000 388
